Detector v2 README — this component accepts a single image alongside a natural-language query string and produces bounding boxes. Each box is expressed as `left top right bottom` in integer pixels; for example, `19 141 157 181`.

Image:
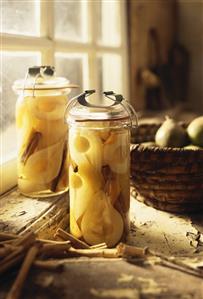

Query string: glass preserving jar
66 90 137 247
13 66 76 197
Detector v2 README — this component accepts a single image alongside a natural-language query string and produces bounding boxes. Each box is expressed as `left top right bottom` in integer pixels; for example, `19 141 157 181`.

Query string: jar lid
13 65 78 91
68 103 129 122
66 90 138 128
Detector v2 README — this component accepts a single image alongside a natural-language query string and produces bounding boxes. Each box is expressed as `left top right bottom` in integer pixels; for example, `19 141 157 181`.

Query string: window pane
1 0 40 36
96 0 121 47
55 53 88 98
98 54 123 100
54 1 88 42
0 52 41 162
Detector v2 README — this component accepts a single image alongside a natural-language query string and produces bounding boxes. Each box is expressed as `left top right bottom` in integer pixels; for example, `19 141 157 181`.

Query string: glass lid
66 90 138 128
69 103 129 121
13 65 78 90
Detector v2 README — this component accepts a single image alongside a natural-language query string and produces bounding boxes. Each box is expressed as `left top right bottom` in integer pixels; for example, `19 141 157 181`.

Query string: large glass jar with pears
66 90 137 247
13 66 76 197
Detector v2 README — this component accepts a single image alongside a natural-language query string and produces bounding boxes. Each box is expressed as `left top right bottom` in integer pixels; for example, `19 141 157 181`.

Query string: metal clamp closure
65 90 138 129
23 65 55 97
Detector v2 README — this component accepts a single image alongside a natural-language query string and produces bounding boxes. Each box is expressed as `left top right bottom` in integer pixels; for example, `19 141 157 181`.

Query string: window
0 0 129 194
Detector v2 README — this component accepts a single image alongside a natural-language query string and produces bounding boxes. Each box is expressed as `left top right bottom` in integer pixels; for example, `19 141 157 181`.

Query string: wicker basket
131 123 162 143
130 144 203 213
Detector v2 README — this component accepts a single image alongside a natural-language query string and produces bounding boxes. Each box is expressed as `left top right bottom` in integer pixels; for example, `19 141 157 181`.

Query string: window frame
0 0 129 194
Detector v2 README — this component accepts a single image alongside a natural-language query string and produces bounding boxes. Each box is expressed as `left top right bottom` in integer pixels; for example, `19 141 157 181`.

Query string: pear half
81 190 124 247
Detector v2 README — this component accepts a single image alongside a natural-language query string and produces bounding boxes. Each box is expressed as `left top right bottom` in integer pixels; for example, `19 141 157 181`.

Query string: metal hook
77 90 96 107
22 66 55 98
76 90 123 108
75 89 120 108
103 91 138 128
103 91 124 104
22 70 29 98
32 73 41 98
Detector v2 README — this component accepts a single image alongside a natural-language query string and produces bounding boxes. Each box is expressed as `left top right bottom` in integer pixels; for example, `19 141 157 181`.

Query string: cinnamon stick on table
0 232 36 275
90 243 107 250
0 244 19 259
68 247 119 258
39 242 71 258
0 232 19 242
55 228 90 249
6 244 40 299
13 231 36 248
117 243 148 258
0 253 25 275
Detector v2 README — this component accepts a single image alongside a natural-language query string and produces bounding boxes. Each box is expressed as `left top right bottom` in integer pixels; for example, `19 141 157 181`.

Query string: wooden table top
0 189 203 299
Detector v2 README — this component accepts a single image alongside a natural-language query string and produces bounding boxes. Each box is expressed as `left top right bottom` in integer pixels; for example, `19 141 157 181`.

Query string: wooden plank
127 0 176 110
1 258 203 299
0 189 68 235
0 189 203 299
0 188 202 257
129 198 203 256
23 195 69 239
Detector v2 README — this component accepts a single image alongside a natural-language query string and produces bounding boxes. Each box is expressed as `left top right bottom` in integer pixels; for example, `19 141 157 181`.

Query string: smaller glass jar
13 66 76 197
66 90 137 247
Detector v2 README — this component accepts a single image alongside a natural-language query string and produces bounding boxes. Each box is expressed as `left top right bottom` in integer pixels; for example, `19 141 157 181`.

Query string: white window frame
0 0 129 194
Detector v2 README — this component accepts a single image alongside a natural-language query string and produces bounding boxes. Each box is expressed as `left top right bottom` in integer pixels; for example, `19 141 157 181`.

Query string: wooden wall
177 0 203 113
127 0 176 110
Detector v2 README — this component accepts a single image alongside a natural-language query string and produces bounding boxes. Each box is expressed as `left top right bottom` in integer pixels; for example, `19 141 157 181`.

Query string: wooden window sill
0 188 202 256
0 188 203 299
0 188 69 239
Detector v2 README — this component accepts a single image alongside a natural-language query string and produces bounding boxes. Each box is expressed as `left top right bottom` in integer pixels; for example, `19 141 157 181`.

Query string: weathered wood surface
0 189 203 298
0 189 69 237
1 258 203 299
129 199 203 256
